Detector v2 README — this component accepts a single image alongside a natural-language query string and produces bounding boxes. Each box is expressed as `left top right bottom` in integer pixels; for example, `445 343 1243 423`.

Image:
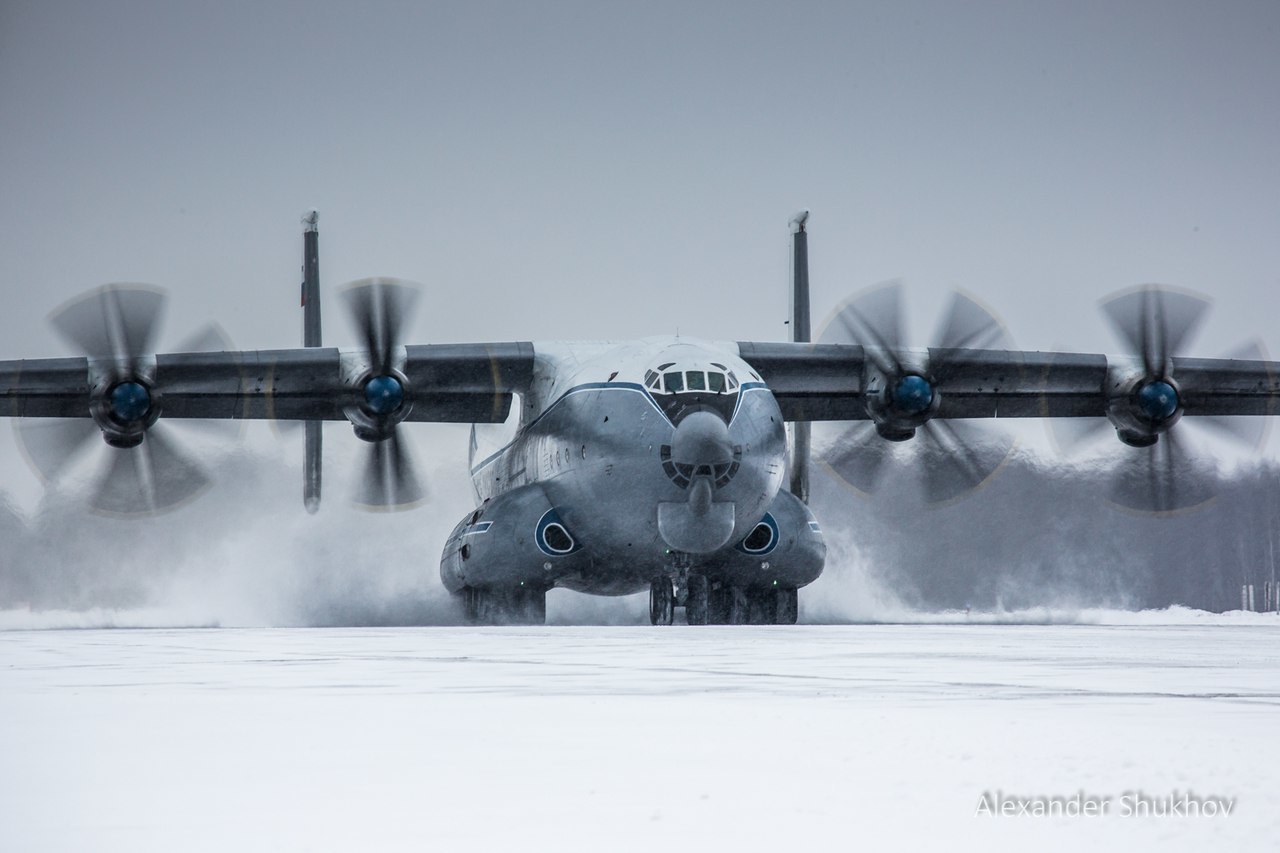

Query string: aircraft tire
746 589 774 625
727 586 750 625
463 586 547 625
649 577 675 626
774 587 799 625
685 574 709 625
707 584 731 624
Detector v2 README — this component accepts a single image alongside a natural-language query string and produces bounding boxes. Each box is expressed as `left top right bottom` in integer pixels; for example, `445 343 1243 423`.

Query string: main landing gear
649 577 675 625
648 574 798 625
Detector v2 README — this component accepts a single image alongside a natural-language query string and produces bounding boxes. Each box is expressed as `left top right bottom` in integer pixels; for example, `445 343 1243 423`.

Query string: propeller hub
1134 380 1179 425
108 381 153 424
364 374 405 416
890 374 934 417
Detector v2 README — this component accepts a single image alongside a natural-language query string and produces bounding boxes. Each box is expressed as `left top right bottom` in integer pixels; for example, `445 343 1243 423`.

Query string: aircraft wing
0 343 536 424
735 342 1280 423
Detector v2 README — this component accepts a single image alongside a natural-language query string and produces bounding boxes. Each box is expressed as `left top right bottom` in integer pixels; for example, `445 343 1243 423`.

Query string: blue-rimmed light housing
363 374 405 416
890 374 934 417
108 381 152 424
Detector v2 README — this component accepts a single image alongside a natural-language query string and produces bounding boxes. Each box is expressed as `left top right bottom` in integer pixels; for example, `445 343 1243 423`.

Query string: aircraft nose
670 411 733 471
658 411 737 554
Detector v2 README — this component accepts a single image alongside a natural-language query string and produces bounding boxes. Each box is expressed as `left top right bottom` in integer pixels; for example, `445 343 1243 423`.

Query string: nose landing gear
648 571 798 626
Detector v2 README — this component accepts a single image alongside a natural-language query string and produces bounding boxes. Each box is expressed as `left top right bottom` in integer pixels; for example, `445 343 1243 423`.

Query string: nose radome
670 411 733 468
658 410 738 553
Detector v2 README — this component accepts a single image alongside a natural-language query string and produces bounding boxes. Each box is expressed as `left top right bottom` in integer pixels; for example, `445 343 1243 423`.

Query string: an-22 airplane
3 211 1278 625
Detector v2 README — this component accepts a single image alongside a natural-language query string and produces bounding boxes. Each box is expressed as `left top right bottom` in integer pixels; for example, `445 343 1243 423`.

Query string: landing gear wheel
747 589 773 625
685 574 709 625
461 586 547 625
745 587 799 624
707 584 731 624
649 577 675 626
774 587 799 625
727 586 750 625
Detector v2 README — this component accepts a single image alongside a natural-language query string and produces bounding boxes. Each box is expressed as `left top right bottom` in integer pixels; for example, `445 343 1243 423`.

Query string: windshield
651 368 736 395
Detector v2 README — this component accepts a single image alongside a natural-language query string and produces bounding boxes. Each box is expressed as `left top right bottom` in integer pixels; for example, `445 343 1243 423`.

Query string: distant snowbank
807 603 1280 626
1 601 1275 630
0 605 223 631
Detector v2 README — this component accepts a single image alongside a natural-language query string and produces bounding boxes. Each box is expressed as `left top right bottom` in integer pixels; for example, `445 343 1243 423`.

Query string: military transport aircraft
3 212 1277 625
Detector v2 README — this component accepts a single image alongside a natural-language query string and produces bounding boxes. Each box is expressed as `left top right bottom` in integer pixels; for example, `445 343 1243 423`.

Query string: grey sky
2 0 1279 509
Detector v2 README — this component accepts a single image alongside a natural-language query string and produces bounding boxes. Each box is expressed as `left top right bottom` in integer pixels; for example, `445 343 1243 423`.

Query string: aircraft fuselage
440 338 826 598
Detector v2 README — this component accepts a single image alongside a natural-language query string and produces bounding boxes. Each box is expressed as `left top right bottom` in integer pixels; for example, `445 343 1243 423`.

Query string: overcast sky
1 0 1278 512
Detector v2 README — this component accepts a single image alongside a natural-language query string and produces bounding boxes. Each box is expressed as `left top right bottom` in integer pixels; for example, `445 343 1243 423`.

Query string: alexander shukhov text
976 790 1235 818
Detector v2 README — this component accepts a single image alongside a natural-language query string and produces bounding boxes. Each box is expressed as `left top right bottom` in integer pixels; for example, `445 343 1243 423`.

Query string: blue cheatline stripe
731 381 766 422
463 521 493 535
469 381 772 475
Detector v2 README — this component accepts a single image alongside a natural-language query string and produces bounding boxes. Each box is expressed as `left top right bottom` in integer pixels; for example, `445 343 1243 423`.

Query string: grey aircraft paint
441 337 825 602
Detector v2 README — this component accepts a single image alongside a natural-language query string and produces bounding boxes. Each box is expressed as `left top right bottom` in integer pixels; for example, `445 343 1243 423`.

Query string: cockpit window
650 364 739 396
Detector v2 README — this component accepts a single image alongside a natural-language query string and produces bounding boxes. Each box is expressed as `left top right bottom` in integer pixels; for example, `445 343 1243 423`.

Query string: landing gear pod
441 483 596 624
687 489 825 624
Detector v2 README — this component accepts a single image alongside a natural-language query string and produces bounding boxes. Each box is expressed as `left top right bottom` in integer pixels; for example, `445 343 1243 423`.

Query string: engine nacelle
699 488 825 590
343 368 413 442
440 483 595 593
90 376 161 448
862 355 941 441
1105 368 1183 447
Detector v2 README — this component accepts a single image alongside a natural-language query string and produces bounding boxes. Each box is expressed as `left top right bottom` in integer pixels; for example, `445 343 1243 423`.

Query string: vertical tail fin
788 211 811 504
302 211 323 513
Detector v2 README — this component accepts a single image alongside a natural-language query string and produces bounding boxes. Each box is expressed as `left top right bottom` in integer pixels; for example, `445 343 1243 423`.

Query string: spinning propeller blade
356 433 425 510
341 278 426 510
826 281 904 375
1053 285 1262 514
16 284 221 515
343 278 419 375
822 421 891 496
173 321 234 356
818 283 1014 504
916 419 1012 504
50 285 165 363
1101 287 1208 378
14 419 99 483
1192 340 1272 449
1109 430 1214 514
91 428 211 516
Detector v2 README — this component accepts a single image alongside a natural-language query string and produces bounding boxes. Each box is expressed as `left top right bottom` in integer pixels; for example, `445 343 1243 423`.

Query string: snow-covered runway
3 617 1278 852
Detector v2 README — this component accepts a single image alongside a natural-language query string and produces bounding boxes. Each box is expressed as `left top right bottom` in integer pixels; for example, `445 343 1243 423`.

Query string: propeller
816 282 1016 504
1049 285 1269 514
340 277 425 510
15 284 234 515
